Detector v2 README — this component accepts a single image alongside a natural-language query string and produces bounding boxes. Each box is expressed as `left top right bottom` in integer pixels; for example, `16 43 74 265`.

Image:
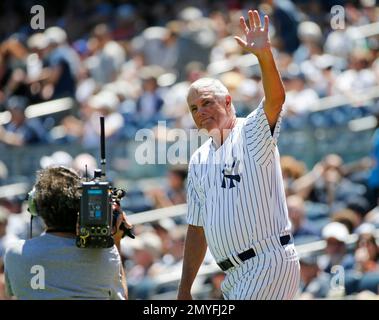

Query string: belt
217 234 292 272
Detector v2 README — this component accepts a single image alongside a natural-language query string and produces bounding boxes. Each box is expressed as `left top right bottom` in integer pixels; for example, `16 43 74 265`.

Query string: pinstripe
228 192 241 251
243 151 261 241
238 159 256 242
257 165 274 236
186 101 298 300
284 259 295 299
252 161 270 239
289 259 300 299
245 152 264 241
275 250 291 299
287 260 298 299
264 251 279 299
250 254 272 299
288 260 298 299
289 258 299 298
267 249 281 299
241 254 263 299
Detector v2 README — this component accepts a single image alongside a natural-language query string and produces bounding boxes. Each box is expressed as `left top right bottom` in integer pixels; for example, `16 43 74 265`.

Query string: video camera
76 117 135 248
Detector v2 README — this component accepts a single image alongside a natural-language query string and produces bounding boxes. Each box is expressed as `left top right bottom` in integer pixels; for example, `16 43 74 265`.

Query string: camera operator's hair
34 166 81 231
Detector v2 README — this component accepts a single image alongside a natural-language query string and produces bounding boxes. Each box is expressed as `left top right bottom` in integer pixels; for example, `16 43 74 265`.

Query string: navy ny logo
222 159 241 189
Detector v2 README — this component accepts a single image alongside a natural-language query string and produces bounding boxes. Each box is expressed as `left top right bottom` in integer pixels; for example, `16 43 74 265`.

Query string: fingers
239 16 249 35
122 211 133 229
264 15 269 32
248 10 255 30
115 210 133 230
234 36 247 48
253 10 262 28
245 10 266 31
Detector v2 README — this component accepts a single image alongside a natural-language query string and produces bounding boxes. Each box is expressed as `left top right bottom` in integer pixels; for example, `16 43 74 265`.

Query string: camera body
75 116 133 248
76 180 114 248
28 117 134 246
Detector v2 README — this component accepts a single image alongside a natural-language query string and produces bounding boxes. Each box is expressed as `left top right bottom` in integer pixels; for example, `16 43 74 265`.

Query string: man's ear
225 95 232 110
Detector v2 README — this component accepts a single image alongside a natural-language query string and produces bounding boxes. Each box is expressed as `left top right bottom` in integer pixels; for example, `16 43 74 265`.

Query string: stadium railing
126 203 379 299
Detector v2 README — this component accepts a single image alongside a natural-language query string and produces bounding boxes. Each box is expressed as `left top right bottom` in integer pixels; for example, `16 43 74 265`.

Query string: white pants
221 243 300 300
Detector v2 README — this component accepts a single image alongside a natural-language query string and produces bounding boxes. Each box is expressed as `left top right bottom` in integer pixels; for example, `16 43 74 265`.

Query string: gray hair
188 78 229 99
187 78 235 113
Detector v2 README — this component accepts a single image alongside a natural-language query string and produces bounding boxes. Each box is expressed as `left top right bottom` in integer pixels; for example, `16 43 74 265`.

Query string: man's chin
200 126 223 138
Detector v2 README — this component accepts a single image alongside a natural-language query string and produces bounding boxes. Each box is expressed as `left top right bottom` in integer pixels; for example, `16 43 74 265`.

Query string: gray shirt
4 233 125 300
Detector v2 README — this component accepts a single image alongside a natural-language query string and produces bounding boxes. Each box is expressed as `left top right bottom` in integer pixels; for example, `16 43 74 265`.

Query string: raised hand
234 10 271 57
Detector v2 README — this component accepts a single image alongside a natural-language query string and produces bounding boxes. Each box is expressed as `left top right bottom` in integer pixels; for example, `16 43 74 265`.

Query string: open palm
235 10 271 56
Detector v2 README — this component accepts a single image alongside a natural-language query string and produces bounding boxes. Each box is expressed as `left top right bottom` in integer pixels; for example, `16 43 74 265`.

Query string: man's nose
197 107 207 117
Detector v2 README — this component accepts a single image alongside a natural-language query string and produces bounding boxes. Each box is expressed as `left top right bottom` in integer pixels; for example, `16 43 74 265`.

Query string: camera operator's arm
112 206 133 300
112 208 133 252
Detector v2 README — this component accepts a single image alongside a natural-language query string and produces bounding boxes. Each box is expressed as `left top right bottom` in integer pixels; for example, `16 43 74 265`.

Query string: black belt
217 234 292 272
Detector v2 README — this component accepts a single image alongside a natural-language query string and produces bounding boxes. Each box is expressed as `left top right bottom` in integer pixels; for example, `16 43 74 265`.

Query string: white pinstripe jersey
187 101 291 263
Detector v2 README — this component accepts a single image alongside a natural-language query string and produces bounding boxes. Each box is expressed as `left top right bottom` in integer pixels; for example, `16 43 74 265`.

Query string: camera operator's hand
112 203 133 244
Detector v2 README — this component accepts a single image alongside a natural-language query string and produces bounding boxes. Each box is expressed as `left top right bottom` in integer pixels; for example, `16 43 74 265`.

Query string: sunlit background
1 0 379 299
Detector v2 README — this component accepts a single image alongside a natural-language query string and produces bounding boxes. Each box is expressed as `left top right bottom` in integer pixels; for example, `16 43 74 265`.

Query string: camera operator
3 166 131 300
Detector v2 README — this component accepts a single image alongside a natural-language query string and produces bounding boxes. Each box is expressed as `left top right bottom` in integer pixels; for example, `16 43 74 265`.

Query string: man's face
10 109 25 127
187 88 231 133
326 237 345 256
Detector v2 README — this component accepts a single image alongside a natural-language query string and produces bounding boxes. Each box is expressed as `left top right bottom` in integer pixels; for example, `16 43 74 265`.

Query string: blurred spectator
298 255 331 299
126 231 164 299
82 90 124 148
206 271 225 300
292 154 367 210
318 222 355 273
151 218 177 256
354 230 379 273
346 196 370 223
0 161 8 185
134 23 181 71
332 208 361 234
148 166 188 209
0 37 29 105
86 24 126 85
25 32 49 103
282 69 319 115
365 204 379 228
161 61 206 130
260 0 301 53
42 27 80 99
0 0 379 300
334 49 377 99
293 21 323 65
39 151 73 169
287 195 320 244
162 225 186 271
280 156 306 195
0 206 9 259
0 96 47 146
135 71 164 127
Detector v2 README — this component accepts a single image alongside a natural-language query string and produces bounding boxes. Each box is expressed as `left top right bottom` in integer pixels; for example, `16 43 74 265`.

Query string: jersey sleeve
244 99 283 166
186 165 204 227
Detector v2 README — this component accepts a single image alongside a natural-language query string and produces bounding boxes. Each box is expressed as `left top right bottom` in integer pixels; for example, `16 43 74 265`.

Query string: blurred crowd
1 0 379 299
